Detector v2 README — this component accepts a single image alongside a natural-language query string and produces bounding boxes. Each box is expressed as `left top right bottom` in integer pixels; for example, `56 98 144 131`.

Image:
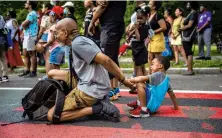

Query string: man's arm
91 0 108 24
93 52 134 88
21 20 30 30
88 0 108 35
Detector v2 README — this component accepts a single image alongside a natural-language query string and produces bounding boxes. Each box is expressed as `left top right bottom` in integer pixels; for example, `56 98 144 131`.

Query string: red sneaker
129 106 150 118
126 101 138 110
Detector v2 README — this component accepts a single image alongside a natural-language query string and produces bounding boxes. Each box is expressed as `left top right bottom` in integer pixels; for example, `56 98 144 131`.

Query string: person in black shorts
131 6 150 77
88 1 126 100
179 1 198 75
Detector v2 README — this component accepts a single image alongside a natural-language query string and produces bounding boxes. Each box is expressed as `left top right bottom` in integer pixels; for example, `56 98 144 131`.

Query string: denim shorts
40 33 48 42
49 46 65 65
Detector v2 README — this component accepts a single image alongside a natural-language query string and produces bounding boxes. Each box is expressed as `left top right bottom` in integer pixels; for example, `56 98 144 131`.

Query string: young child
126 56 178 118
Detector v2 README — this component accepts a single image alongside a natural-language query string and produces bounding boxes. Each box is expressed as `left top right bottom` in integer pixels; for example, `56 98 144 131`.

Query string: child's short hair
156 56 170 71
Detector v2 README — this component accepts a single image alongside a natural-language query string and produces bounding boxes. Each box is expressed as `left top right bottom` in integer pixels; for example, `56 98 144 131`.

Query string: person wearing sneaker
196 5 212 61
0 15 11 83
19 1 38 78
127 56 178 118
46 18 134 123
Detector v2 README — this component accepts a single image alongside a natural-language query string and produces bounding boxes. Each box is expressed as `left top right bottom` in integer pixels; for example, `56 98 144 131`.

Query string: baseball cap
62 2 74 8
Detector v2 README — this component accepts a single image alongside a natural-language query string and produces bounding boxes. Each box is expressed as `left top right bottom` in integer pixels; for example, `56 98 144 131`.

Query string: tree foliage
1 1 222 38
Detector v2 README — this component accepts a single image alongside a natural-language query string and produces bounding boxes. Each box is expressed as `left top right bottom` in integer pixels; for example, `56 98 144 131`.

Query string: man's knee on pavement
47 106 55 122
47 69 59 78
137 83 146 91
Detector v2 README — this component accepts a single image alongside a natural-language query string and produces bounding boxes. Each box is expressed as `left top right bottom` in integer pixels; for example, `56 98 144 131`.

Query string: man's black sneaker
18 71 30 77
195 56 205 60
98 96 120 122
24 72 37 78
205 57 211 60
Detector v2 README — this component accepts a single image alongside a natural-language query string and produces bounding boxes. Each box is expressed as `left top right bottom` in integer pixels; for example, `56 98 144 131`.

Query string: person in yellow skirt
147 0 166 74
171 8 188 66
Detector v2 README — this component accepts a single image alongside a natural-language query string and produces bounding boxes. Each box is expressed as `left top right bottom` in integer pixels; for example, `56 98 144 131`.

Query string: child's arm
134 22 140 41
167 88 179 110
128 76 149 84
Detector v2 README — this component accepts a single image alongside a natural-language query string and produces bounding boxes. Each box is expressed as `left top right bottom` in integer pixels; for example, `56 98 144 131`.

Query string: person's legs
47 69 68 81
203 28 212 59
183 41 194 75
173 45 179 64
29 50 37 75
148 52 154 75
135 66 143 77
47 105 93 122
0 51 8 81
197 33 205 58
44 50 51 74
178 46 188 65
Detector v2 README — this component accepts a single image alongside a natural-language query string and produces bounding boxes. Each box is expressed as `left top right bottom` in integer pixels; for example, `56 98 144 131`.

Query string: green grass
122 45 221 58
120 59 222 68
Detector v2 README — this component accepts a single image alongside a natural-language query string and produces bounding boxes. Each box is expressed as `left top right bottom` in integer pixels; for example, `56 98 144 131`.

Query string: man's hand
88 22 95 36
197 28 202 33
122 79 135 89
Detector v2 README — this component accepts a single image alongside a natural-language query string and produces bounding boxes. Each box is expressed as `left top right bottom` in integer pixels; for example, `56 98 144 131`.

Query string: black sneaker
18 70 30 77
24 72 37 78
195 56 205 60
0 77 3 83
205 57 211 60
182 71 195 76
98 96 120 122
2 76 9 82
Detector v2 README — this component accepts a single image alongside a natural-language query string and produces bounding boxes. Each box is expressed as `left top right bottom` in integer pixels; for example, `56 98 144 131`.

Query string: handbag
181 11 197 42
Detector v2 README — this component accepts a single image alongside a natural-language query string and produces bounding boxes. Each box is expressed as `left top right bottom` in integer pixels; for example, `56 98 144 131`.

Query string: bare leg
187 55 193 72
135 66 144 77
137 83 146 107
29 51 37 72
47 69 68 81
148 52 154 75
173 46 179 64
47 106 93 122
44 51 51 74
178 46 188 65
23 49 30 71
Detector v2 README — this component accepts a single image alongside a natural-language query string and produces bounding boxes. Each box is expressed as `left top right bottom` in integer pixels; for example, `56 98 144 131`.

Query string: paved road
0 73 222 138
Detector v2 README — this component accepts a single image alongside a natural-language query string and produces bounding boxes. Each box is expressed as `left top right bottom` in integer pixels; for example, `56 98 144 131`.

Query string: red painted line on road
0 123 222 138
15 104 222 119
120 92 222 100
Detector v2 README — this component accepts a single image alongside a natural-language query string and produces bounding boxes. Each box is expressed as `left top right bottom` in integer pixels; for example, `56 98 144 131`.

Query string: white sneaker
2 76 9 82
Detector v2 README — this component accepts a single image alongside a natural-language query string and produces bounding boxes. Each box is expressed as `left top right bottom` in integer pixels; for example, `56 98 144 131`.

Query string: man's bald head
54 18 79 46
56 18 78 31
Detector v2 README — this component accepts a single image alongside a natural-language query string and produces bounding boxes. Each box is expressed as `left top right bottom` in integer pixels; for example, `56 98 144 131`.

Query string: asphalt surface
0 73 222 138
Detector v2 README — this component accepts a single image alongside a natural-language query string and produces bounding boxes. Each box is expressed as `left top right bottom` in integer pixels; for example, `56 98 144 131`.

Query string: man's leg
203 28 212 59
29 50 37 76
197 33 205 59
47 106 93 122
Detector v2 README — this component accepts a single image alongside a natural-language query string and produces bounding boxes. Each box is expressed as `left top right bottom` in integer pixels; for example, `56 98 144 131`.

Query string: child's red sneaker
126 101 138 110
129 106 150 118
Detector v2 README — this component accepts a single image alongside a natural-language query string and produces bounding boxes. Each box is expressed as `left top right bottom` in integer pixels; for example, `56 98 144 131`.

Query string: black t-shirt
138 24 149 42
164 21 171 37
148 13 164 31
99 1 126 30
183 11 198 37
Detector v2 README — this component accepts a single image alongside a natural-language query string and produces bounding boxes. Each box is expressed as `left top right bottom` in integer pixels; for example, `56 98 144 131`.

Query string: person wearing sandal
171 8 188 66
179 1 198 75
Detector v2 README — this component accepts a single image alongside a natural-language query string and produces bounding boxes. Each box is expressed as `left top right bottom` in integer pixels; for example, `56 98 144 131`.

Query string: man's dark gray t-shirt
71 36 111 99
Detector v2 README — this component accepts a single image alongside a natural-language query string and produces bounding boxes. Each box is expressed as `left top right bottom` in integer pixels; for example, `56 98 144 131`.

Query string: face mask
63 8 68 15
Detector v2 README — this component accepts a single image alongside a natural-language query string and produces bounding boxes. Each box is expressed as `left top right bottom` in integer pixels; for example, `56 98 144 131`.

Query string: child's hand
134 22 140 29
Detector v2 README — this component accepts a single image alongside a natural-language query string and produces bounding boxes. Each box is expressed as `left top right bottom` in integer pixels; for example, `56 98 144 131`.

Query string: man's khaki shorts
63 71 98 111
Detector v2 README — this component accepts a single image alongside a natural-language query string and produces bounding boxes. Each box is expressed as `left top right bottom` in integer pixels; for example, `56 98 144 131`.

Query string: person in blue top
126 56 178 118
19 1 38 78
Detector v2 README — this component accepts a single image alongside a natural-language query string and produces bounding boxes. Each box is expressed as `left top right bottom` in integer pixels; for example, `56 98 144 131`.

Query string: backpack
21 79 69 123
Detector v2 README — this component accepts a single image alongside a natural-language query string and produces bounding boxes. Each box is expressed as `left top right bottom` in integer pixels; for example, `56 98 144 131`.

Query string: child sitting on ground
126 56 178 118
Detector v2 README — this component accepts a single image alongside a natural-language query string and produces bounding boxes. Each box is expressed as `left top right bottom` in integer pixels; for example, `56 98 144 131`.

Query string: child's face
150 58 163 73
136 13 146 25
